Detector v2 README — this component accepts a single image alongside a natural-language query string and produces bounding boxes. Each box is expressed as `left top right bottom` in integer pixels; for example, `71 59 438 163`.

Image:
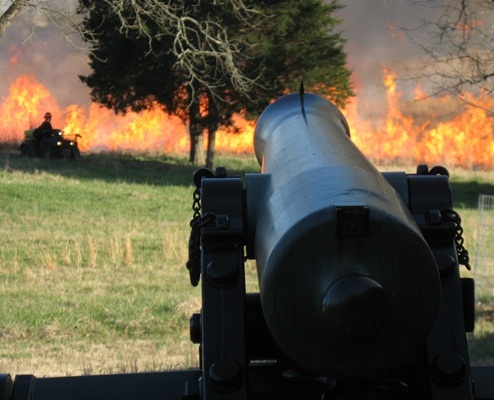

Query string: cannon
1 91 493 399
250 93 440 379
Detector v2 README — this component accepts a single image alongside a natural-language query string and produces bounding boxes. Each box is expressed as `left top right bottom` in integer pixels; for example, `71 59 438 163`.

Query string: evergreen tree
247 0 353 112
78 0 353 167
79 3 178 114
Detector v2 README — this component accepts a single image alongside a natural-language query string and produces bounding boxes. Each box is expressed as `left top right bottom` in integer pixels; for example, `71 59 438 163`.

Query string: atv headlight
57 141 62 146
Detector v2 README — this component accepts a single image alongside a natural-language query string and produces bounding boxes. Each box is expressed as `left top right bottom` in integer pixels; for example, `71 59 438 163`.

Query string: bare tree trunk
188 100 205 165
0 1 27 38
189 125 205 165
206 129 216 170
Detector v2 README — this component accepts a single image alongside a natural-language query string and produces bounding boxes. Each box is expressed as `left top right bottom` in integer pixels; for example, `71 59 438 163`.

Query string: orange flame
1 72 494 169
0 75 252 155
344 69 494 169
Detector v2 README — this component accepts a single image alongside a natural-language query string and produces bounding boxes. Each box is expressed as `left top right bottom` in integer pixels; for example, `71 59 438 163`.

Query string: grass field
0 148 493 377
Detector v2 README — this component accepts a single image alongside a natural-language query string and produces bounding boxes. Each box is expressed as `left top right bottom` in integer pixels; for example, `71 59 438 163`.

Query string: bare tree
1 0 260 102
83 0 261 103
0 0 80 39
0 1 29 37
402 0 494 112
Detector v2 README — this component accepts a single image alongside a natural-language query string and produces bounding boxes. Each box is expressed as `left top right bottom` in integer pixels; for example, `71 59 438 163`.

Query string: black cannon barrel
248 93 440 378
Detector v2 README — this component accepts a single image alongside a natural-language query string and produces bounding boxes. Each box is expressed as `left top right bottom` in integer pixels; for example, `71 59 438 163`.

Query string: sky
0 1 439 112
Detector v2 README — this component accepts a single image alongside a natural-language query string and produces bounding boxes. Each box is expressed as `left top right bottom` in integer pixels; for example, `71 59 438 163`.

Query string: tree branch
0 0 29 37
400 0 494 114
82 0 263 103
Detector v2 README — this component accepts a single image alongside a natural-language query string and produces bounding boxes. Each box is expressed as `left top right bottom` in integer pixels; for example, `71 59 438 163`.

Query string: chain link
186 184 216 286
192 187 201 220
442 208 471 271
186 187 203 287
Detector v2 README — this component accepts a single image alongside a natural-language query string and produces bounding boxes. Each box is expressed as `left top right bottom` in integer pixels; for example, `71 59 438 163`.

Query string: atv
20 129 80 159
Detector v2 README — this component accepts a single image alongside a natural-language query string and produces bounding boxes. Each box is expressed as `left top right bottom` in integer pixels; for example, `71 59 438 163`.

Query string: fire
346 69 419 164
1 71 494 169
344 69 494 169
0 76 59 143
0 75 252 155
61 102 189 154
413 93 494 169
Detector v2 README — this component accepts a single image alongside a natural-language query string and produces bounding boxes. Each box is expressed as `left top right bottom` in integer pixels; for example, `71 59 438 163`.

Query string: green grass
0 149 493 376
0 150 260 376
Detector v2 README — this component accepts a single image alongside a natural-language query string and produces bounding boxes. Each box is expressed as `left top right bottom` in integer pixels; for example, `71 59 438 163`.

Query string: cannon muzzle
248 93 441 378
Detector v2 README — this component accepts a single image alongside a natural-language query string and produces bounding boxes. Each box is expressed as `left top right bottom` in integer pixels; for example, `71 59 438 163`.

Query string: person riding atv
19 112 80 159
34 112 53 140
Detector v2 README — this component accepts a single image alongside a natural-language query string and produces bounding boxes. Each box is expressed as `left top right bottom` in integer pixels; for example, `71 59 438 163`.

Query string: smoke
0 1 440 118
337 0 443 119
0 6 91 110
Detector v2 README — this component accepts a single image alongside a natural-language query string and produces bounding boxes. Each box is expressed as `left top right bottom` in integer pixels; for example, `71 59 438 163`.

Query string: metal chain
442 208 471 271
192 186 201 221
186 185 215 287
186 187 203 287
